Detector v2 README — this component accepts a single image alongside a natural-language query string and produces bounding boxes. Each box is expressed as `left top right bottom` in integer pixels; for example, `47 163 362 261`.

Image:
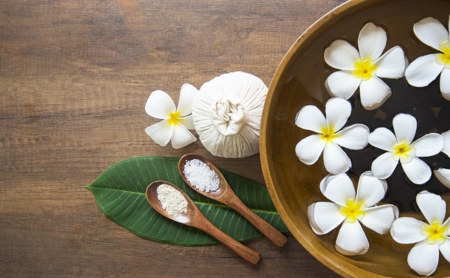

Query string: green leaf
86 156 287 246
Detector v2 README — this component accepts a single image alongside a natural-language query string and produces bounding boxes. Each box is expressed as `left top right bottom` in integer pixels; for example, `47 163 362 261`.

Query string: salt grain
156 184 188 216
183 159 220 192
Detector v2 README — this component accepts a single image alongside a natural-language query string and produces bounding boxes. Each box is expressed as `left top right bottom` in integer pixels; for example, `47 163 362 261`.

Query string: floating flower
434 130 450 188
390 191 450 276
441 129 450 157
435 168 450 189
405 15 450 100
308 172 398 256
368 113 443 184
295 98 369 174
145 84 198 149
324 22 406 110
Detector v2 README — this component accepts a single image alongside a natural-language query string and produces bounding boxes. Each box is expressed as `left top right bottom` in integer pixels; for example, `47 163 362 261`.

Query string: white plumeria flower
295 98 369 174
391 191 450 276
369 113 443 185
308 172 398 256
434 130 450 188
324 22 406 110
145 84 198 149
405 15 450 100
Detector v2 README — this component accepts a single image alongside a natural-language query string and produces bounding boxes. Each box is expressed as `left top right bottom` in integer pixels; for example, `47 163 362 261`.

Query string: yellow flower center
437 41 450 66
423 220 448 245
352 58 377 80
320 126 339 142
393 141 412 158
340 199 365 223
167 110 183 126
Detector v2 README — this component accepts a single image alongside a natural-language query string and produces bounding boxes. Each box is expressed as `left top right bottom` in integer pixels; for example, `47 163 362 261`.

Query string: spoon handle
227 194 287 247
195 218 260 265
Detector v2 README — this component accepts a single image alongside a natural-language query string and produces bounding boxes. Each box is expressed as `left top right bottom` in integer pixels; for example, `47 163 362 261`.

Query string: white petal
307 202 344 235
295 105 326 133
325 98 351 131
407 241 440 276
320 173 355 206
170 124 197 149
177 83 198 116
295 135 325 165
356 171 387 206
369 127 397 152
439 240 450 263
181 115 195 130
405 54 445 87
145 90 176 119
358 22 387 60
144 120 173 147
325 71 361 99
361 205 398 234
359 77 391 110
391 217 427 244
393 113 417 144
440 68 450 100
335 221 369 255
413 17 449 52
334 124 369 150
324 40 360 70
375 46 406 78
401 157 432 185
434 168 450 189
442 130 450 157
323 142 351 174
417 190 446 224
371 152 398 179
413 133 443 157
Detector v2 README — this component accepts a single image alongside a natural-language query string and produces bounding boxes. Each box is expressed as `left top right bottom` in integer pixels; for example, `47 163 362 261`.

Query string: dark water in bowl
285 0 450 213
346 77 450 212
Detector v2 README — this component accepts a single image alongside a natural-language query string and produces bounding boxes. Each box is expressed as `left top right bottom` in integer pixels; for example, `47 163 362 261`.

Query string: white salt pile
183 159 220 192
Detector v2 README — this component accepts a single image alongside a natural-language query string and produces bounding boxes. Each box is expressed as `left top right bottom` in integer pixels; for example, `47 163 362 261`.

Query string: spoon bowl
178 153 287 247
145 180 195 224
146 181 260 265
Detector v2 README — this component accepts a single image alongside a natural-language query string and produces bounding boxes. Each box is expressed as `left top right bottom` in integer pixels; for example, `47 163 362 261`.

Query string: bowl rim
260 0 398 277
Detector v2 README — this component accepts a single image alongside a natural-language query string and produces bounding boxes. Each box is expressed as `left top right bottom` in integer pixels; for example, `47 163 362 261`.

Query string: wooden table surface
0 0 345 277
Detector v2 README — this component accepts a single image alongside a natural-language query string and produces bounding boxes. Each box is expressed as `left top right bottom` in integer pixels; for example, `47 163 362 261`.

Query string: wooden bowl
260 0 450 277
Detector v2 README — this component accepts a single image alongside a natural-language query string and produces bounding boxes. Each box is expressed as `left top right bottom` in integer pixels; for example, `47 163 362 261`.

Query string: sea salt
156 184 188 216
183 159 220 192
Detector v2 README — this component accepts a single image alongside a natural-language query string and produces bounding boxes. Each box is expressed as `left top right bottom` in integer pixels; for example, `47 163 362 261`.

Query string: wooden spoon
145 181 260 265
178 153 287 248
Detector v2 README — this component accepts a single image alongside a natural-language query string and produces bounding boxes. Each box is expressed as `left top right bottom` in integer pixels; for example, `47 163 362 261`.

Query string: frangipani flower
295 98 369 174
434 130 450 188
368 113 443 184
441 130 450 157
324 22 406 110
145 84 198 149
308 172 398 256
390 191 450 276
405 15 450 100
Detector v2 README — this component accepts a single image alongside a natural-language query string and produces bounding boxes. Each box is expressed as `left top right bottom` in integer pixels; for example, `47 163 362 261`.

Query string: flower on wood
405 15 450 100
295 98 369 174
368 113 443 184
324 22 406 110
145 84 197 149
308 172 398 256
391 191 450 276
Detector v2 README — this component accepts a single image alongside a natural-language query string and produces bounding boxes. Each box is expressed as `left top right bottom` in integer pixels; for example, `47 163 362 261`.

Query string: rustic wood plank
0 0 345 276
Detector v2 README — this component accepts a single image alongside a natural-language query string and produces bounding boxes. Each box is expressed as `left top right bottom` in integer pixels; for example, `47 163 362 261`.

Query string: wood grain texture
0 0 345 276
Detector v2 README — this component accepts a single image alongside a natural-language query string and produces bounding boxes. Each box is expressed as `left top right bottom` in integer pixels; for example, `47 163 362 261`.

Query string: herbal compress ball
192 71 268 158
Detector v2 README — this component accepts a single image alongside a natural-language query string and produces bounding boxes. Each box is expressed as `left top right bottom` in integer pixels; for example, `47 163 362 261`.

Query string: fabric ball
192 71 268 158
